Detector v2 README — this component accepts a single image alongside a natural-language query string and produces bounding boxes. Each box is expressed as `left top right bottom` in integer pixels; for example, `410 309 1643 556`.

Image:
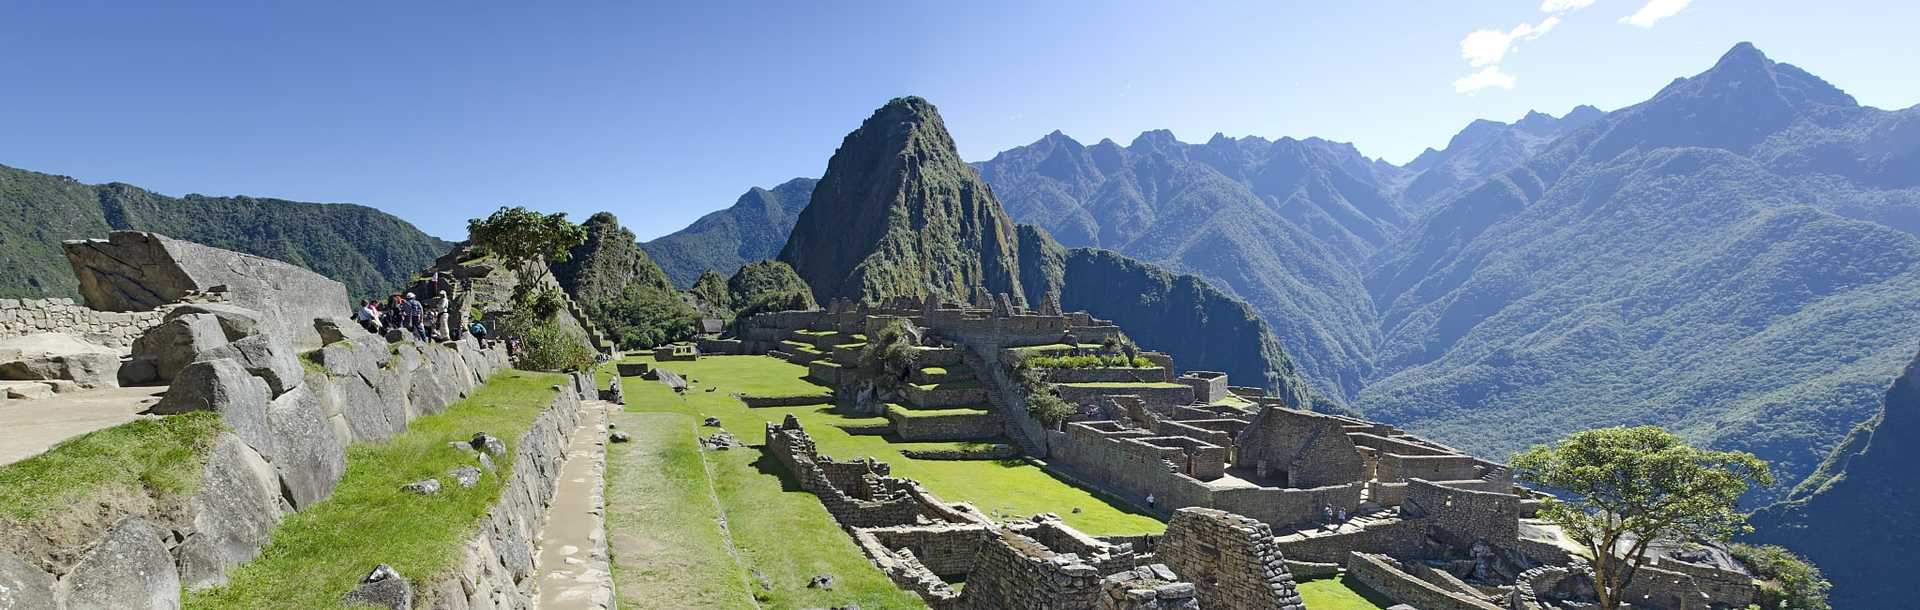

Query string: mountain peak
1714 41 1768 70
778 97 1025 304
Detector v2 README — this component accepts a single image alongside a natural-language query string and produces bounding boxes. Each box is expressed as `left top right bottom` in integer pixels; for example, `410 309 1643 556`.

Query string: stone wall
1156 508 1306 610
1234 406 1366 489
887 409 1004 442
1404 479 1520 549
1345 553 1505 610
0 297 169 350
0 316 514 609
423 373 590 608
954 530 1105 610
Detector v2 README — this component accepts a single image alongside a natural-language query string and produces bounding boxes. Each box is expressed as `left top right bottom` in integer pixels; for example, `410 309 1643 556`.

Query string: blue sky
3 1 1916 241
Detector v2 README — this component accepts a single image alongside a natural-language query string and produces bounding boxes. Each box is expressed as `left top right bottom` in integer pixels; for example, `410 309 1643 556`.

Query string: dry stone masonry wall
0 297 169 350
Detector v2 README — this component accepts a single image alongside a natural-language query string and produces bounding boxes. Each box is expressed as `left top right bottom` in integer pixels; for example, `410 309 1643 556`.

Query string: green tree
859 318 919 389
1511 426 1774 610
1730 543 1831 610
466 206 587 279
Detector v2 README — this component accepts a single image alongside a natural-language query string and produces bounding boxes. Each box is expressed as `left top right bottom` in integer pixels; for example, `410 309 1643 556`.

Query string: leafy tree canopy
466 206 587 272
1513 426 1774 610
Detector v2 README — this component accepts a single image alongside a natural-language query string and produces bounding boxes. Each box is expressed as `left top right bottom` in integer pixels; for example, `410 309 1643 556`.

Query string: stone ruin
732 299 1763 609
765 414 1202 610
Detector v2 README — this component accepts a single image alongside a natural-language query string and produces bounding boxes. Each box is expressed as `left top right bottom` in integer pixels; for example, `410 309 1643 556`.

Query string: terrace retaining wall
424 372 591 609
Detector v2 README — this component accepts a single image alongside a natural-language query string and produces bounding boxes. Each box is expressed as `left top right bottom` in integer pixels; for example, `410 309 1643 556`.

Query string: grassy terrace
1298 575 1395 609
0 412 223 524
187 370 567 610
886 403 993 418
623 355 1162 536
1055 381 1189 389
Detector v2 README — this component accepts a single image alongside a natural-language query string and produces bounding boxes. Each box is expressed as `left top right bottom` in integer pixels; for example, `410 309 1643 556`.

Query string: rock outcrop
0 333 122 388
64 231 349 349
778 96 1026 306
3 231 514 606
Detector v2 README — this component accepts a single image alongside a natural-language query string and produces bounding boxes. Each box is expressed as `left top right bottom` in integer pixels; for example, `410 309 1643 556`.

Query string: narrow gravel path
534 399 616 609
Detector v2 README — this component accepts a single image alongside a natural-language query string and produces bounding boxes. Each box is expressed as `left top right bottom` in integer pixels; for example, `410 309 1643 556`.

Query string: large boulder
175 433 286 590
0 551 57 610
162 303 262 342
265 384 347 510
152 358 275 457
59 518 181 610
0 333 121 388
64 231 350 349
193 334 304 396
132 313 229 382
328 372 404 443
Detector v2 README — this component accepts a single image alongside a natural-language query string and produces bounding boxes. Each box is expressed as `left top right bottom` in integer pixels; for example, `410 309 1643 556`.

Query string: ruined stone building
737 296 1762 609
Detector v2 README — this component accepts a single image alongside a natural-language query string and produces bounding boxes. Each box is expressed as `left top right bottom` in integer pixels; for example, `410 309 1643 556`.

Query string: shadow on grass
748 451 808 493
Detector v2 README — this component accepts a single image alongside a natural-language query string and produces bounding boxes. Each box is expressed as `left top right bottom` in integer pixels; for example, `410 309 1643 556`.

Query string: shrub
860 318 919 389
1026 391 1073 427
1731 543 1831 610
516 323 597 372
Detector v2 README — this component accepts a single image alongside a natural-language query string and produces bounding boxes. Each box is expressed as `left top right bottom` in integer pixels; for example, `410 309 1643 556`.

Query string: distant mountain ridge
1394 105 1604 214
0 163 449 300
640 177 816 287
773 96 1314 401
632 44 1920 532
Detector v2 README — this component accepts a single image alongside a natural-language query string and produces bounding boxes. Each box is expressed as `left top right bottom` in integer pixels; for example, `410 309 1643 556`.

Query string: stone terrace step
904 381 987 408
883 404 1004 442
1052 382 1194 410
910 365 976 385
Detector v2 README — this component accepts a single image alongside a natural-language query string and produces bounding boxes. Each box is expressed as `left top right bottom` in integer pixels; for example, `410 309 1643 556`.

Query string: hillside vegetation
0 164 448 299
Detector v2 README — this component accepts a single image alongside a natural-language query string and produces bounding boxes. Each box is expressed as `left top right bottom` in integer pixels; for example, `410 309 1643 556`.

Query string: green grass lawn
624 354 1163 536
1297 574 1395 609
886 404 993 417
186 370 567 610
610 381 926 608
0 412 223 523
605 411 759 609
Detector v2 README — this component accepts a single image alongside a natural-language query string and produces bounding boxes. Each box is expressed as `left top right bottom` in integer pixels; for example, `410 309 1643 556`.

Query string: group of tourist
351 272 492 344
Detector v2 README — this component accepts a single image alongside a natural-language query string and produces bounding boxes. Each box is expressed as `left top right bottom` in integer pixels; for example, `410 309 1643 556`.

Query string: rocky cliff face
778 97 1025 306
1752 349 1920 609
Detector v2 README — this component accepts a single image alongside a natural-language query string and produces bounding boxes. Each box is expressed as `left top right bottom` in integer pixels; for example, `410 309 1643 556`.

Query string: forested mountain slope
0 164 449 299
1751 350 1920 610
639 177 816 287
1359 42 1920 494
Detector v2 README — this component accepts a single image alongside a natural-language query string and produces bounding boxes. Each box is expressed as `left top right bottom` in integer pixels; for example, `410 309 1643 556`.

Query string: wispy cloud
1460 17 1561 68
1540 0 1596 12
1454 66 1518 94
1620 0 1692 28
1451 0 1595 95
